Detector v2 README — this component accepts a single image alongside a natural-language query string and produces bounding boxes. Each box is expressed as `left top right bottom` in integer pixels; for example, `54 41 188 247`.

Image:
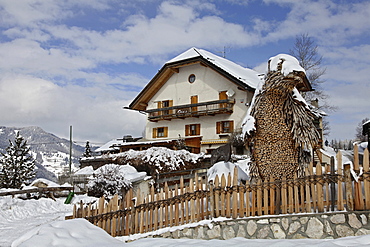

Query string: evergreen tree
83 141 92 158
0 131 36 189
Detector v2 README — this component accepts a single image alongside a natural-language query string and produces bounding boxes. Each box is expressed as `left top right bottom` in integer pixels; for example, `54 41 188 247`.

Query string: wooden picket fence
70 146 370 237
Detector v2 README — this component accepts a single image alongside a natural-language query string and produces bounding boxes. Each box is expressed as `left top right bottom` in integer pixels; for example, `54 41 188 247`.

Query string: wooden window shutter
169 100 173 114
229 121 234 133
196 124 200 135
157 101 162 108
191 95 198 112
164 127 168 137
219 91 227 100
216 122 221 134
185 125 190 136
152 128 157 138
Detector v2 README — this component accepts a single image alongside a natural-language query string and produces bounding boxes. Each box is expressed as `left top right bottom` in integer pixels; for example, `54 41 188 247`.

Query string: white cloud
0 73 146 142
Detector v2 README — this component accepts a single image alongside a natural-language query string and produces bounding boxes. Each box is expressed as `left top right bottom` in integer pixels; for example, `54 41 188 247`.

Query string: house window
216 121 234 134
157 100 173 115
188 74 196 83
185 124 200 136
153 127 168 138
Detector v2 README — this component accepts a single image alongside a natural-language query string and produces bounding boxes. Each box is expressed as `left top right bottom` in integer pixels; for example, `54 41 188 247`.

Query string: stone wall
151 211 370 240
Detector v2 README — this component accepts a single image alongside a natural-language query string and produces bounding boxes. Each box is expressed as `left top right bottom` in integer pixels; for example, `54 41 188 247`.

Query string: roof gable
129 47 261 111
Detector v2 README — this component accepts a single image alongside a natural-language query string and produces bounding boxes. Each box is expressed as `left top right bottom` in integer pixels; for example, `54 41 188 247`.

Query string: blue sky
0 0 369 144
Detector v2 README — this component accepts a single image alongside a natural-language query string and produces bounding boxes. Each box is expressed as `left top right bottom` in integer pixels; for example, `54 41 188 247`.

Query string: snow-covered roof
112 139 173 148
167 47 261 89
95 139 120 152
30 178 60 187
74 166 94 175
94 164 148 183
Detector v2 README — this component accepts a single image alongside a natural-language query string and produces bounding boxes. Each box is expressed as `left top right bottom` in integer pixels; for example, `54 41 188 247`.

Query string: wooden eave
128 56 255 111
295 71 313 92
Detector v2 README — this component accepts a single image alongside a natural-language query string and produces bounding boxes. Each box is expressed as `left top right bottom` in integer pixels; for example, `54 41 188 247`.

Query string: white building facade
128 48 262 154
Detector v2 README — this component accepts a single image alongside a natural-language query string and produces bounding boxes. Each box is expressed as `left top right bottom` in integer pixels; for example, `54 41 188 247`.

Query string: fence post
316 163 324 212
209 180 215 218
353 144 364 210
330 156 336 212
336 151 344 211
232 167 238 219
363 148 370 209
344 164 354 211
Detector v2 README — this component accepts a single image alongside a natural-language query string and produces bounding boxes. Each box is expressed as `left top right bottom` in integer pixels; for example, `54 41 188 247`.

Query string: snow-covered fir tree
83 141 92 158
0 131 36 189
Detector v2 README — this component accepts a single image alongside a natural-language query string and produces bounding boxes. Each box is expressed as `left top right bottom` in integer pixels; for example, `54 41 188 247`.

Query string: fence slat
353 144 364 210
363 148 370 209
232 167 238 219
281 177 287 214
344 164 354 211
337 151 344 211
316 163 324 213
221 175 226 217
215 175 220 217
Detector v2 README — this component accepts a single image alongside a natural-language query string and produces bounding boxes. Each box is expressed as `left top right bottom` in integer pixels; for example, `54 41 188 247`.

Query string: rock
257 219 269 224
360 214 368 225
271 224 286 239
237 225 246 238
300 217 308 225
282 218 289 230
292 233 306 239
330 214 345 224
324 221 333 236
222 226 236 240
348 214 362 229
257 226 271 239
172 229 181 239
270 218 280 223
336 225 354 238
207 225 221 239
288 221 301 235
247 220 258 236
355 228 370 236
306 218 324 239
162 231 171 238
195 226 205 239
182 228 194 238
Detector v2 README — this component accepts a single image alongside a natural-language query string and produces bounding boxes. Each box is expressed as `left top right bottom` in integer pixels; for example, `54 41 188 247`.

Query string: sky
0 0 369 145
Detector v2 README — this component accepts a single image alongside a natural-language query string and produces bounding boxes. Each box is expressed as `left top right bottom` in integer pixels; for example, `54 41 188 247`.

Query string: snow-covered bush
87 164 132 199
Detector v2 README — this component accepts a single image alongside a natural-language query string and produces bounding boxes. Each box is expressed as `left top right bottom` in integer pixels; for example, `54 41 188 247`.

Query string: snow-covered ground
2 195 370 246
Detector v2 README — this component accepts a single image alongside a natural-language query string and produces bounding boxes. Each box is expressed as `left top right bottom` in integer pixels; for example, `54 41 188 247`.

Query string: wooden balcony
147 99 235 121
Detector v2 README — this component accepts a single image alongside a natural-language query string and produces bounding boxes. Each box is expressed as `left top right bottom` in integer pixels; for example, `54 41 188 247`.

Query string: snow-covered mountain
0 126 84 182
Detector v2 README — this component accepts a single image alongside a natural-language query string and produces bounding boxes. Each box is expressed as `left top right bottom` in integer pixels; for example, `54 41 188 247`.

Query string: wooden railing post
344 164 354 211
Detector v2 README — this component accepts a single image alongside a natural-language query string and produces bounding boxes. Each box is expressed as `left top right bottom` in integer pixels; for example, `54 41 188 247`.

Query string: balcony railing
147 99 235 121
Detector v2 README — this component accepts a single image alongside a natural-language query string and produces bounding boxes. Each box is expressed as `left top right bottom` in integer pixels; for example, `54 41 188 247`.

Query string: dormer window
188 74 196 83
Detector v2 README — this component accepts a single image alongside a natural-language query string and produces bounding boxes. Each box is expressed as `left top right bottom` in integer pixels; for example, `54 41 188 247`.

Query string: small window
153 127 168 138
188 74 196 83
185 124 200 136
216 121 234 134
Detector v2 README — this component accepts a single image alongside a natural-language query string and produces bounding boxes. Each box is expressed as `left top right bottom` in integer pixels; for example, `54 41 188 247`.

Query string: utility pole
69 125 72 175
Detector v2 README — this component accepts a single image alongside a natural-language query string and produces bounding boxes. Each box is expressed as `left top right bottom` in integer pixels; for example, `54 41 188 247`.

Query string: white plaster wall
145 63 254 150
